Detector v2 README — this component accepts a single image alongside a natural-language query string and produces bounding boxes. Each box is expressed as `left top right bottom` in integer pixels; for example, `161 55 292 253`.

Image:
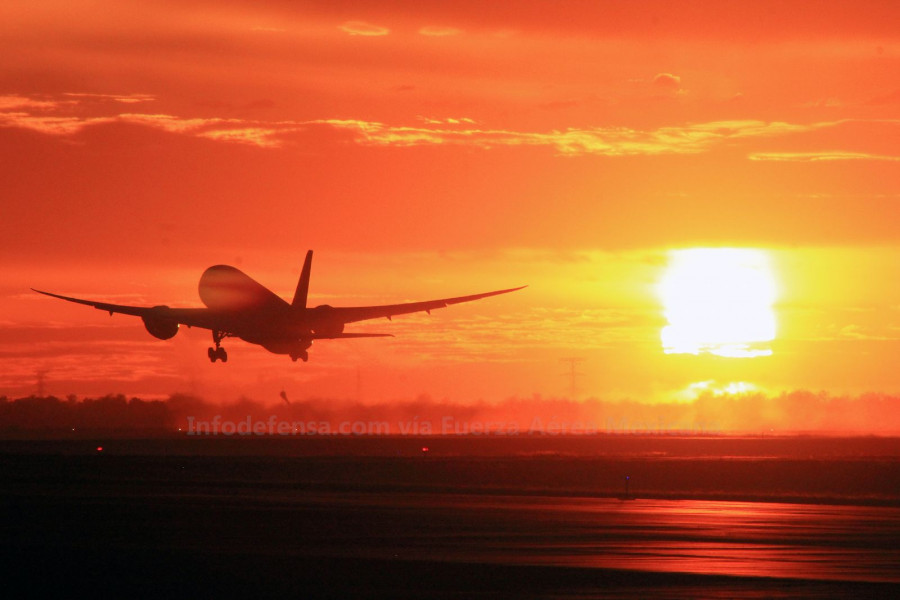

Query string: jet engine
309 305 344 337
142 307 179 340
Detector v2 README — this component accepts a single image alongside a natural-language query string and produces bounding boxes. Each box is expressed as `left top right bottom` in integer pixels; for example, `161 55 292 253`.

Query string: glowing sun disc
658 248 776 357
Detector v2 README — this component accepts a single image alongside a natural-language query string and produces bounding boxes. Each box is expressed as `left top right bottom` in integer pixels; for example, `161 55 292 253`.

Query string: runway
3 445 899 598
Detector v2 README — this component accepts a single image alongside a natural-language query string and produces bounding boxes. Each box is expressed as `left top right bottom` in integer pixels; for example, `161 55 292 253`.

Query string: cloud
0 111 111 135
2 94 890 159
117 113 230 133
0 93 154 113
416 116 477 125
198 127 284 148
0 338 176 394
653 72 681 91
0 109 266 144
312 118 820 157
359 305 657 364
62 93 155 104
748 151 900 162
832 323 899 341
419 26 461 37
0 95 64 111
0 109 824 155
338 21 390 36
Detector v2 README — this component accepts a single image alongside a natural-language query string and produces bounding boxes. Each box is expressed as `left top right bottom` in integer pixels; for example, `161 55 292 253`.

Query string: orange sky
1 1 899 429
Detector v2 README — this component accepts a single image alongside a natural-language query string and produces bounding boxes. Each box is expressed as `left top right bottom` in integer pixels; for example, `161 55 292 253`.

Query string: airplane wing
330 286 526 325
31 289 224 331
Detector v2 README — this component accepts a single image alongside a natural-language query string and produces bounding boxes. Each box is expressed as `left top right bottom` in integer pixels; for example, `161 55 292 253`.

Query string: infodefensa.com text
185 416 721 436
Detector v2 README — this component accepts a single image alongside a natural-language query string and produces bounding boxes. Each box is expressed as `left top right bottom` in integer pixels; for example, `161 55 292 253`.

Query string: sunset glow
1 1 899 432
6 6 900 599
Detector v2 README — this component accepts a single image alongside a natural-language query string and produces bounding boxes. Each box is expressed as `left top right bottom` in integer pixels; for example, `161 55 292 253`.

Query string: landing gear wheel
209 330 229 363
208 346 228 362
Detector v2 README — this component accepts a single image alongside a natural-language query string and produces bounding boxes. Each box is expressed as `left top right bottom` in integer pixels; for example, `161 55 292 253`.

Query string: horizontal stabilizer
310 332 394 340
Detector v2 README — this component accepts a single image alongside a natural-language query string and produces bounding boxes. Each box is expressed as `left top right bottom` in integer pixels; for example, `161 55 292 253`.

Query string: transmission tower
36 369 48 398
559 357 585 399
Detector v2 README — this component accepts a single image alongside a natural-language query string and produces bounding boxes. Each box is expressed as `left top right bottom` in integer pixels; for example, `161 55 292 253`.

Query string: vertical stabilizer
292 250 313 309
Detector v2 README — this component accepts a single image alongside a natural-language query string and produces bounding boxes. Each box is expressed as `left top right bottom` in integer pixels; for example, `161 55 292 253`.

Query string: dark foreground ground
2 435 900 598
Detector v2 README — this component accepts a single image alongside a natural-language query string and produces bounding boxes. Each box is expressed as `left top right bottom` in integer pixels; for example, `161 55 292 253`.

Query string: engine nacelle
309 304 344 337
142 307 179 340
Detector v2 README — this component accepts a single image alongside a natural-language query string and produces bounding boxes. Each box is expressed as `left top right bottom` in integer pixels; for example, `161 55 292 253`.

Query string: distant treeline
2 390 899 435
0 394 173 431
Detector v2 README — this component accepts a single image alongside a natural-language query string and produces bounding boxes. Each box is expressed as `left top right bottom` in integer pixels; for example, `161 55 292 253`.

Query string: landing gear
208 347 228 363
208 330 229 363
290 350 309 363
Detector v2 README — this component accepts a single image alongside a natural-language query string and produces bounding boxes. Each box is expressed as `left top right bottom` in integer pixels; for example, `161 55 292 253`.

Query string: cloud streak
0 95 66 111
419 26 462 37
749 151 900 162
2 95 895 161
62 92 155 104
310 118 823 157
338 21 390 36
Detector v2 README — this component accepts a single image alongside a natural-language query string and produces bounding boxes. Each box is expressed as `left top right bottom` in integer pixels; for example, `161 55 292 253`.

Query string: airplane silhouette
33 251 525 363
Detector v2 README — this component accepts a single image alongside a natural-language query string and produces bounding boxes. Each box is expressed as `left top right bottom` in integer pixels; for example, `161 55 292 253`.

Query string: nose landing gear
289 350 309 363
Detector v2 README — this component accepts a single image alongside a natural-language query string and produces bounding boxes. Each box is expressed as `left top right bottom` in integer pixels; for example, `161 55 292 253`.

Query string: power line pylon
559 357 585 399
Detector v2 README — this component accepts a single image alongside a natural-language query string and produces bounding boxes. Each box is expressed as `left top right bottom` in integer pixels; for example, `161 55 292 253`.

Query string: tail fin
292 250 313 309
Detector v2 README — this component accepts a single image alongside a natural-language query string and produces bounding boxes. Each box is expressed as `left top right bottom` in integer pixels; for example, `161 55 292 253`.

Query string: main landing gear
290 350 309 363
208 330 228 363
208 347 227 363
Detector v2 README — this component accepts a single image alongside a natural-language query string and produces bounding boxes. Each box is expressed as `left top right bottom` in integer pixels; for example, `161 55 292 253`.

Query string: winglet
292 250 313 309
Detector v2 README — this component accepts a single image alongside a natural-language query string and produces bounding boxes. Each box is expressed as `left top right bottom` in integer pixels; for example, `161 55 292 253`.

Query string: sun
658 248 777 358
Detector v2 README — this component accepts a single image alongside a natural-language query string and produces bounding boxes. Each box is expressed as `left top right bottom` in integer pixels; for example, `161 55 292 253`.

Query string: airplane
33 251 525 363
